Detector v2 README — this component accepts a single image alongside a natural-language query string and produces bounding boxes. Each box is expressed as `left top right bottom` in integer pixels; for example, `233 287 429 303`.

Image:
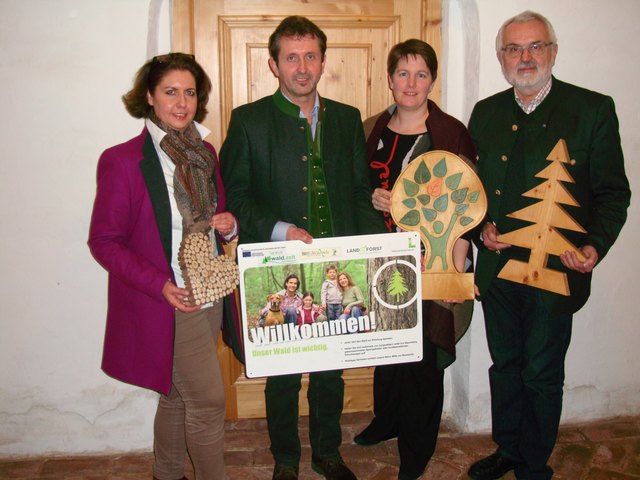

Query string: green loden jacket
220 89 385 244
469 77 630 314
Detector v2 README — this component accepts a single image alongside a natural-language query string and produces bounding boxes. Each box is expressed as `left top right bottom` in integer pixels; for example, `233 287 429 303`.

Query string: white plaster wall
443 0 640 432
0 0 637 457
0 0 171 455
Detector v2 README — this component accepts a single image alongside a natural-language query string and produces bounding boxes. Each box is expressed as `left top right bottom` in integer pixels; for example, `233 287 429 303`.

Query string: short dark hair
302 291 315 300
122 53 212 122
387 39 438 81
283 273 300 290
268 16 327 65
325 264 337 273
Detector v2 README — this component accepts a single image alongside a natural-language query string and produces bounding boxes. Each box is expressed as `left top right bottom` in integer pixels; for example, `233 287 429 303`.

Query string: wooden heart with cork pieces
178 232 239 306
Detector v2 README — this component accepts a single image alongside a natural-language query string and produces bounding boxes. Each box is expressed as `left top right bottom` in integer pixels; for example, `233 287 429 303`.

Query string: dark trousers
265 369 344 465
483 278 573 480
367 337 444 478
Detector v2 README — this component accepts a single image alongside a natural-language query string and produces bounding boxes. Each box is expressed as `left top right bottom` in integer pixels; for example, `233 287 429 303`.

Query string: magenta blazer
88 128 229 395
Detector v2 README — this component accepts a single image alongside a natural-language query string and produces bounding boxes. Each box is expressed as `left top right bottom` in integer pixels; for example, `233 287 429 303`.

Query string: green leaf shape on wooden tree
451 187 469 204
422 208 437 222
445 172 463 190
403 179 419 197
460 216 474 226
433 221 444 234
403 198 417 209
417 194 430 206
414 161 431 183
455 204 469 215
433 194 449 212
433 158 448 177
468 191 480 203
399 209 420 226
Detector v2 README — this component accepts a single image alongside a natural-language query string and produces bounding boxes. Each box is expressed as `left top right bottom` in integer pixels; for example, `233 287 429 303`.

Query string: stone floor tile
550 443 594 479
582 417 640 442
39 457 113 477
0 459 42 477
2 414 639 479
421 458 465 479
585 468 640 479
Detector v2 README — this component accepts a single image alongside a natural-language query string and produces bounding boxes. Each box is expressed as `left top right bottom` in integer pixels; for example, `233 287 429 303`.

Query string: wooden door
172 0 442 419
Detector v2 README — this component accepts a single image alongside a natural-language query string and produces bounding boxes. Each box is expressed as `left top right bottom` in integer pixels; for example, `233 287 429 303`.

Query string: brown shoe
153 477 189 480
311 456 356 480
272 463 299 480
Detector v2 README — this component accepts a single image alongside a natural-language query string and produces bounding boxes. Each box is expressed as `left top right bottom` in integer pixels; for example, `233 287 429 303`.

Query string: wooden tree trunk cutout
390 151 487 300
496 139 586 296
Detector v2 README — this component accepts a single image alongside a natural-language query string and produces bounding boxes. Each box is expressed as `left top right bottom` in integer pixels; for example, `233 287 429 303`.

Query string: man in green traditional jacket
220 16 384 480
467 10 630 480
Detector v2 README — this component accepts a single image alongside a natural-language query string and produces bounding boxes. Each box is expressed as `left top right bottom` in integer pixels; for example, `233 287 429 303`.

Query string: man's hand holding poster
237 232 422 378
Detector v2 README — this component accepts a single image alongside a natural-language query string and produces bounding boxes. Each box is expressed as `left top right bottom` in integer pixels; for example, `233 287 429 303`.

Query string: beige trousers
153 302 226 480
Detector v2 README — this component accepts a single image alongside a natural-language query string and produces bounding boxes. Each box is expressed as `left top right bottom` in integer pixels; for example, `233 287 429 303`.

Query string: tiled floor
1 412 639 479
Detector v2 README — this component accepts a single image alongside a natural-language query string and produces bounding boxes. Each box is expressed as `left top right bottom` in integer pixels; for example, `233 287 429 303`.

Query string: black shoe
353 421 397 446
468 452 520 479
398 473 419 480
311 455 357 480
272 463 299 480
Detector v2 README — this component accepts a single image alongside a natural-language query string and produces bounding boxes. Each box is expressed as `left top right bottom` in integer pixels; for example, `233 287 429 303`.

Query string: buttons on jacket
302 155 308 162
302 186 308 192
512 124 518 132
501 155 508 162
495 189 501 196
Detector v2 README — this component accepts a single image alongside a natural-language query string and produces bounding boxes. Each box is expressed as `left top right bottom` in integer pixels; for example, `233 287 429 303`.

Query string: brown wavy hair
337 271 356 291
122 53 212 122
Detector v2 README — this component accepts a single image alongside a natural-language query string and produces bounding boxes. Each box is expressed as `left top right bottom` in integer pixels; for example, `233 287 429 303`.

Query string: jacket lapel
139 133 172 267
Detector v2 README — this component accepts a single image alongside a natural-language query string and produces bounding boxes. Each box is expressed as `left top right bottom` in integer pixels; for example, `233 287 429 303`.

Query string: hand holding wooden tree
497 139 586 295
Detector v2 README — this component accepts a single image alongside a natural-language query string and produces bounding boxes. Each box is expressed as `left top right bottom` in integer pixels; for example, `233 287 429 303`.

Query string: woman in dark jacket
355 39 477 480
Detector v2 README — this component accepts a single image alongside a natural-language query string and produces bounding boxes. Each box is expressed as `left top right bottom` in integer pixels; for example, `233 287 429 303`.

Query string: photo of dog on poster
237 233 423 377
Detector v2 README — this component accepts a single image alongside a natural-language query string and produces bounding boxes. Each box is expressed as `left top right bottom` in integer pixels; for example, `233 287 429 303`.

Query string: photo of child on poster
237 232 423 378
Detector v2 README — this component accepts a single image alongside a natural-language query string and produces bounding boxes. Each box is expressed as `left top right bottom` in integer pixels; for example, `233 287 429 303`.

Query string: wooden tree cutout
390 151 487 300
497 139 586 296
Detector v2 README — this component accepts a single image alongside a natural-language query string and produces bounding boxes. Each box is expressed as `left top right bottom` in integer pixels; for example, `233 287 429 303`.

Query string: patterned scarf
150 113 218 236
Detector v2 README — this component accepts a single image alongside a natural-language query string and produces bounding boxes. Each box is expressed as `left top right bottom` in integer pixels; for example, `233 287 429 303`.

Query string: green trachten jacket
469 78 630 314
220 90 385 244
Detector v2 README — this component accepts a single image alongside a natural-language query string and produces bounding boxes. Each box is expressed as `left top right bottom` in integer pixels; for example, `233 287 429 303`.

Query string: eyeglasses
500 42 554 58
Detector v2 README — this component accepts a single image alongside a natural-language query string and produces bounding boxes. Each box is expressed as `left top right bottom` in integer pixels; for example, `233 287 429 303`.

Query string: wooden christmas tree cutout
390 151 487 300
497 139 586 296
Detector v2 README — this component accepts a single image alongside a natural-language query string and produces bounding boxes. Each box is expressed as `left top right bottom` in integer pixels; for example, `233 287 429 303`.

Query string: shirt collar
515 77 552 114
275 89 321 136
274 88 320 119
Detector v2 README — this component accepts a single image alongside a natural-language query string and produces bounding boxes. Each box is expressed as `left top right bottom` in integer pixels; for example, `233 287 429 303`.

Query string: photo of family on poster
237 233 424 377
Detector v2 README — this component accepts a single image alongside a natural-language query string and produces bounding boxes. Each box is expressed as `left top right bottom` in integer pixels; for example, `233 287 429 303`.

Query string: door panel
173 0 442 419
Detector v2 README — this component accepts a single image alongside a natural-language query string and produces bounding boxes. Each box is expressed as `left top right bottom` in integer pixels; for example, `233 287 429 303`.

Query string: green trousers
265 369 344 465
483 278 573 480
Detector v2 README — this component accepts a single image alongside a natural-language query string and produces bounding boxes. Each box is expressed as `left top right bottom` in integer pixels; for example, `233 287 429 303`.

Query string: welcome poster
237 232 423 378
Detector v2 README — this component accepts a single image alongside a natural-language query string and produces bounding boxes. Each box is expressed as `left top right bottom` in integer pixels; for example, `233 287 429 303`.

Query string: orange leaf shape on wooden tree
426 178 442 197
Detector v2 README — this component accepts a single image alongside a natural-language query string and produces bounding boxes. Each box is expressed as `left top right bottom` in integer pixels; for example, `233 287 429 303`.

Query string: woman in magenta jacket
88 53 237 480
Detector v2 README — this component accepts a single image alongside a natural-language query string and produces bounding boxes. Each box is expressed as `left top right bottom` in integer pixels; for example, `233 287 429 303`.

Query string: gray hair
495 11 558 52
